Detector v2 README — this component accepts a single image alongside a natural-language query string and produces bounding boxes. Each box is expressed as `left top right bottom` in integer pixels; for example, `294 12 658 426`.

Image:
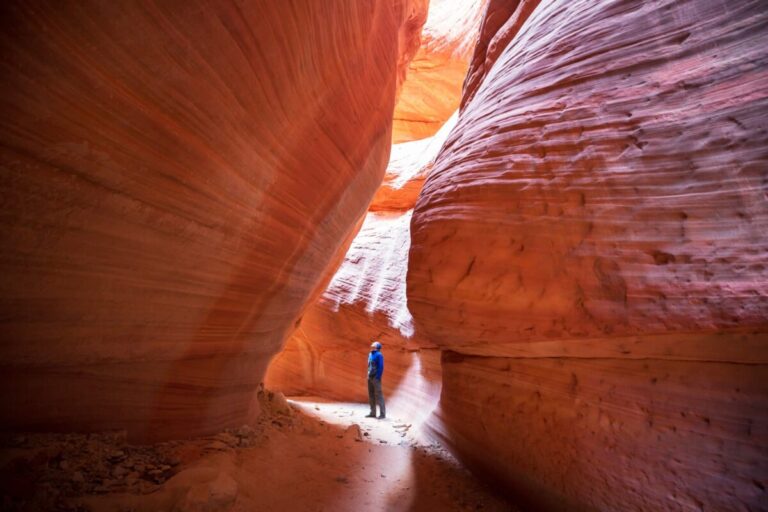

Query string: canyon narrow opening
1 1 766 511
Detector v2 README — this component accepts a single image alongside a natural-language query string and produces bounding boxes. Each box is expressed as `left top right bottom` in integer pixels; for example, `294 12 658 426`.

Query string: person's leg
374 378 385 418
367 378 376 416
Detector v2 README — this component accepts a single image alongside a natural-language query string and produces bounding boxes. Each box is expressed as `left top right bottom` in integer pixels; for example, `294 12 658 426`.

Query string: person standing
366 341 385 419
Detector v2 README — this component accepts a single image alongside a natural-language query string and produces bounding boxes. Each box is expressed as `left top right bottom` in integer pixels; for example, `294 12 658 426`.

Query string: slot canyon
0 0 766 510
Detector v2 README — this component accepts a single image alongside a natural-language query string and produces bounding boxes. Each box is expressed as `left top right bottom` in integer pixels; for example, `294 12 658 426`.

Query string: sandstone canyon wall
0 0 427 441
392 0 486 142
265 0 487 415
408 0 768 510
265 116 458 414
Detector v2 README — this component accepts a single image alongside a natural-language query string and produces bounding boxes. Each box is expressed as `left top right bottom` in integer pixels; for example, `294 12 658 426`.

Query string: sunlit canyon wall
265 1 486 417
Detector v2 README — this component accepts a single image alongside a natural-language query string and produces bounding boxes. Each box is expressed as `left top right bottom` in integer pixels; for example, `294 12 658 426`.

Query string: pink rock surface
0 0 427 441
410 0 768 346
408 0 768 509
433 350 768 511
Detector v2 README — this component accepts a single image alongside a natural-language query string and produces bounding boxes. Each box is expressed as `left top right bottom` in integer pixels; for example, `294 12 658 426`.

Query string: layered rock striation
265 113 458 411
265 0 485 411
408 0 768 510
0 0 427 441
392 0 486 142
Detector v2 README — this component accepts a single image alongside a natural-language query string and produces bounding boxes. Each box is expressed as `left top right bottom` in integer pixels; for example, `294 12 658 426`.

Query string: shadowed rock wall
408 0 768 509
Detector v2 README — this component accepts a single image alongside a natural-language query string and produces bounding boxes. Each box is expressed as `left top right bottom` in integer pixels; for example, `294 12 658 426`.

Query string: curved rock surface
265 210 436 406
372 112 458 212
392 0 485 142
0 0 427 441
408 0 768 510
266 115 456 409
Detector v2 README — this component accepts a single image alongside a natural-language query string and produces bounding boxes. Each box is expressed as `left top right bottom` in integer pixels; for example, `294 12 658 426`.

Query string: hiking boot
377 414 386 419
365 413 376 418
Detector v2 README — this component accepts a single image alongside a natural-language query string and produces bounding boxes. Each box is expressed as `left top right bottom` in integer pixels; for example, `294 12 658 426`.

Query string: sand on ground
1 389 514 512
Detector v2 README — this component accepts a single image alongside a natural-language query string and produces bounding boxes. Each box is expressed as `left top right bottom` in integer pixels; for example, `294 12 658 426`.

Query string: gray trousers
367 377 385 416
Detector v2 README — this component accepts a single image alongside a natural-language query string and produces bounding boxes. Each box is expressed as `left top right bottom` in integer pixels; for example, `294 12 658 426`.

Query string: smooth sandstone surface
372 112 458 212
264 210 440 407
0 0 427 441
408 0 768 510
392 0 485 142
435 351 768 511
265 116 456 409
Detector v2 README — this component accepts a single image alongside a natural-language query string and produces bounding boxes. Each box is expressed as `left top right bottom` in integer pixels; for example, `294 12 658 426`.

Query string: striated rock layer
0 0 427 441
262 0 482 402
392 0 486 142
437 350 768 511
266 0 481 413
408 0 768 510
264 210 443 413
265 115 457 412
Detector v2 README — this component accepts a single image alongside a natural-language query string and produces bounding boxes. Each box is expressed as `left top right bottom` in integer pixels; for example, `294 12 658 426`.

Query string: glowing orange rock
266 114 457 410
392 0 486 142
0 0 427 441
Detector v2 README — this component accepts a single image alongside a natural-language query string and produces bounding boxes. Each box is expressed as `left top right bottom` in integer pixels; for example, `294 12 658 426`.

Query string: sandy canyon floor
0 389 514 511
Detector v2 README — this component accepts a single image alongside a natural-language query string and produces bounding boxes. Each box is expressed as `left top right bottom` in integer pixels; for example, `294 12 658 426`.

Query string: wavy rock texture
0 0 427 441
392 0 486 142
265 0 483 413
264 210 441 410
265 115 457 410
372 112 458 212
408 0 768 510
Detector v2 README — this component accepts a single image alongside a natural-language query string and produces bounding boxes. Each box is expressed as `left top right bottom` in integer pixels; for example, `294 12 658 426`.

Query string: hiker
366 341 386 419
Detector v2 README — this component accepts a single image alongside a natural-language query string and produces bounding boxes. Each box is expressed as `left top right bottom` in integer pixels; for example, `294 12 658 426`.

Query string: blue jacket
367 350 384 380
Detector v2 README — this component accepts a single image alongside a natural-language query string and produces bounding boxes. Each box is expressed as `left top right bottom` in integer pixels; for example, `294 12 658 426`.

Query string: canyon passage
1 1 767 511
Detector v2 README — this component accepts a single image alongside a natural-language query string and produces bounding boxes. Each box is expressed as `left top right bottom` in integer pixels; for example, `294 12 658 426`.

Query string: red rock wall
436 350 768 511
408 0 768 509
0 0 427 441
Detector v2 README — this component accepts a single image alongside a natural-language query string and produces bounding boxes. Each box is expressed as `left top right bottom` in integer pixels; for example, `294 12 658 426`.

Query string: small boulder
344 424 363 442
270 391 292 416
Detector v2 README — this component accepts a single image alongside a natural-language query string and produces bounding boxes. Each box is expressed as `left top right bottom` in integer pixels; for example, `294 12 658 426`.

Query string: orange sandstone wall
264 115 458 408
408 0 768 510
265 0 485 409
392 0 486 142
0 0 427 441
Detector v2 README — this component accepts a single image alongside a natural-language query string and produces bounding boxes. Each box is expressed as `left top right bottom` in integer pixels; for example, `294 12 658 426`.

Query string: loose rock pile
0 430 180 511
0 386 297 511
